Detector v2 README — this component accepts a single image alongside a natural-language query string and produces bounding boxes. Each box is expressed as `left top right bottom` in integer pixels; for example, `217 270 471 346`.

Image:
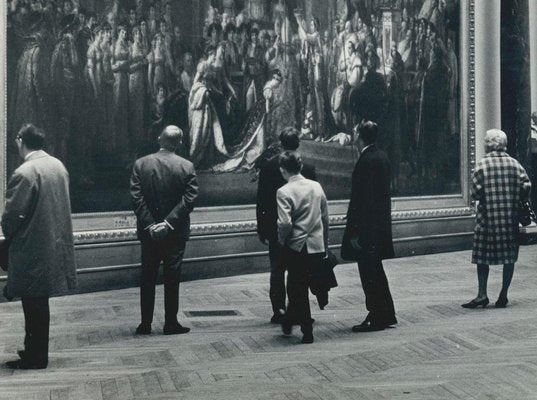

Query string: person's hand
149 222 169 240
349 236 362 252
258 235 267 245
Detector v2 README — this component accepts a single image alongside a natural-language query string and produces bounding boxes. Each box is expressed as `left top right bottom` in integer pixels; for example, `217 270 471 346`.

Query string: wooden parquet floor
1 246 537 400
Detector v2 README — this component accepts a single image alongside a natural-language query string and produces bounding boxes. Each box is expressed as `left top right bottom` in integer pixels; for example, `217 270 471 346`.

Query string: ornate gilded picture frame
1 0 474 247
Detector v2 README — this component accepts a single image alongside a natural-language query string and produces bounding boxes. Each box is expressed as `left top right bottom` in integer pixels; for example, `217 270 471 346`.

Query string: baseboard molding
0 215 479 296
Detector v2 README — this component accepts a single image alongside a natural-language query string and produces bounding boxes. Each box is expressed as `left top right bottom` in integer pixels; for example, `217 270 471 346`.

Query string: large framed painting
1 0 474 237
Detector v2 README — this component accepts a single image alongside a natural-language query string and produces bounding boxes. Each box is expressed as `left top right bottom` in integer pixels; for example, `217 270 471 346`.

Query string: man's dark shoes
495 296 509 308
5 359 47 370
461 297 489 309
301 333 314 344
281 321 292 335
163 323 190 335
352 323 386 332
135 324 152 335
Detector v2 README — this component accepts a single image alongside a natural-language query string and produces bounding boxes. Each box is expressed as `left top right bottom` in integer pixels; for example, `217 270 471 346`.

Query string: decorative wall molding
73 207 475 244
468 0 476 195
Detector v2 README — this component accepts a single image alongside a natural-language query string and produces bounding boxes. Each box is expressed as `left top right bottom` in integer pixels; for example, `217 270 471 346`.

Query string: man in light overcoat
2 123 77 369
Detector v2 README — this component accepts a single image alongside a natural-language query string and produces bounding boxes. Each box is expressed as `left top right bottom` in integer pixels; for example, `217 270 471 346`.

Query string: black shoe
135 324 152 335
270 314 285 324
5 359 47 370
461 297 489 309
353 318 370 329
301 333 314 344
163 323 190 335
281 321 293 336
352 323 386 332
495 296 509 308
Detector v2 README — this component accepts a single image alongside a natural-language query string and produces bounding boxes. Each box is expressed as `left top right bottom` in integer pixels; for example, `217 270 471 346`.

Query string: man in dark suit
2 124 77 369
256 128 316 323
130 125 198 335
344 121 397 332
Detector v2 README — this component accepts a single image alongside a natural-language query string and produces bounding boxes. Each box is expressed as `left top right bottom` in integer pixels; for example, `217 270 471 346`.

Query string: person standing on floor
277 151 329 344
256 127 316 324
462 129 531 309
130 125 198 335
2 124 77 369
342 121 397 332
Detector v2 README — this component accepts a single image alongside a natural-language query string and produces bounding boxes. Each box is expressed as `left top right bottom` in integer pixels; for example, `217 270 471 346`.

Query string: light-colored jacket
277 174 329 254
2 151 77 297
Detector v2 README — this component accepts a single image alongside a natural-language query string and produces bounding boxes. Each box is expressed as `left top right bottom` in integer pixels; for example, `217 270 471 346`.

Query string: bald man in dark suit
130 125 198 335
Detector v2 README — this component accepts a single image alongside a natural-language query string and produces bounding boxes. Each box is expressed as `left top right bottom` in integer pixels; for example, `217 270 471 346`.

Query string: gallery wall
2 0 525 294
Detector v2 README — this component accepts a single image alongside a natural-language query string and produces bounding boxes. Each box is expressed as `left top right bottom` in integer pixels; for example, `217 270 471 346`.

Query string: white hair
484 129 507 153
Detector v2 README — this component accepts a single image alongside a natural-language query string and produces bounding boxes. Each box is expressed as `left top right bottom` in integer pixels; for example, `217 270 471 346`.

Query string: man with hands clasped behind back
130 125 198 335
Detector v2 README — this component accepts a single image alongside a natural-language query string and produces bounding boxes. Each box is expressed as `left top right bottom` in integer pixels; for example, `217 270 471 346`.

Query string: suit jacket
344 144 394 260
130 150 199 241
256 155 316 242
1 151 77 297
277 175 329 254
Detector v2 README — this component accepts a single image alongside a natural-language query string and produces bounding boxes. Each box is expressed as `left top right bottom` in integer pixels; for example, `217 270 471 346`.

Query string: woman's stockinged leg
477 264 489 300
500 263 515 298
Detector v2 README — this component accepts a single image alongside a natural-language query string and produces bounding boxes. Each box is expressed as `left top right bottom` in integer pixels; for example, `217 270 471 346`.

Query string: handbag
518 200 536 227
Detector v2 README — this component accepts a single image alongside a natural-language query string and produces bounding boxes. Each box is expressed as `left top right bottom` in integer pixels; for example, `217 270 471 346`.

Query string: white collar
25 150 38 161
288 174 304 183
361 144 373 154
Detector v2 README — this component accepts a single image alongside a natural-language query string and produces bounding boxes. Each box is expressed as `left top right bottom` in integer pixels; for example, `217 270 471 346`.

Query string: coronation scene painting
6 0 461 212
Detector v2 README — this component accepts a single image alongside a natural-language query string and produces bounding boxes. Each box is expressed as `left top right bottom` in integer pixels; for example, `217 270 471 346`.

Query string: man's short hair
159 125 183 150
279 127 300 151
356 120 378 145
279 151 302 174
18 123 45 150
485 129 507 153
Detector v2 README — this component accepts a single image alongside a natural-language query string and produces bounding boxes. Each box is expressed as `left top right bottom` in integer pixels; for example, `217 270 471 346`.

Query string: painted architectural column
529 0 537 114
501 0 531 173
474 0 501 162
0 0 6 208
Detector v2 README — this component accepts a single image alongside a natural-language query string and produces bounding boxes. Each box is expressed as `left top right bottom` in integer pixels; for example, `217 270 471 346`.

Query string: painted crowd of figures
7 0 460 193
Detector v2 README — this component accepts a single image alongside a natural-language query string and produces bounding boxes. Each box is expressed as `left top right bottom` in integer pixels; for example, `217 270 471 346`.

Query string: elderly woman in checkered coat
462 129 531 309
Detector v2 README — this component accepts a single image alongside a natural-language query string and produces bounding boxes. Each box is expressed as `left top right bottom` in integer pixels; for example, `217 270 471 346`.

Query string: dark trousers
268 240 286 314
140 237 186 326
284 246 323 334
356 247 397 327
21 297 49 365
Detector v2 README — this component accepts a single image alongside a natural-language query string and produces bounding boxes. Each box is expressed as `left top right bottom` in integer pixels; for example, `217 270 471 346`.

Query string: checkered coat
471 151 531 265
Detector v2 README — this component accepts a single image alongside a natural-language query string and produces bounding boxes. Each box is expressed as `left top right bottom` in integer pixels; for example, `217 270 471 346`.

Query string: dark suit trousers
268 240 286 314
284 246 323 334
21 297 49 365
140 237 186 326
356 247 397 327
